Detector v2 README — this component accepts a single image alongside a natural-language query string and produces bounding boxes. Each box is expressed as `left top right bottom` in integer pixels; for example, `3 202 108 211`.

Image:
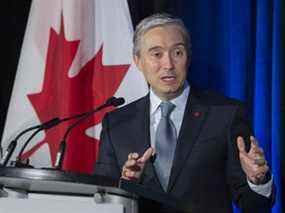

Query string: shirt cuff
247 176 273 198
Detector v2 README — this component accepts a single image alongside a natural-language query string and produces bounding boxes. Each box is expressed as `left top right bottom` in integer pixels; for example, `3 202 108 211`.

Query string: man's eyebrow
172 42 187 48
148 43 186 52
148 46 163 52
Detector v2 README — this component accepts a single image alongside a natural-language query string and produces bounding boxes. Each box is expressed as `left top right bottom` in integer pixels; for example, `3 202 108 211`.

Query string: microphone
15 118 62 164
0 118 61 167
6 97 124 168
105 97 125 107
0 140 17 167
55 97 125 169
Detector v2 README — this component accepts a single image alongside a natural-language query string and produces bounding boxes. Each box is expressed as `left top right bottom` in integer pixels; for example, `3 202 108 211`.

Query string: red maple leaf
23 16 129 174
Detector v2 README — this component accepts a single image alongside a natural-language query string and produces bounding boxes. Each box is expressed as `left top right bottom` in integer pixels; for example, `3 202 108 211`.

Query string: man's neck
150 81 189 102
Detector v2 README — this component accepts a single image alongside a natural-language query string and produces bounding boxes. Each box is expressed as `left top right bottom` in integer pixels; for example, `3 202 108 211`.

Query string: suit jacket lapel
131 95 159 186
168 89 209 191
132 95 151 154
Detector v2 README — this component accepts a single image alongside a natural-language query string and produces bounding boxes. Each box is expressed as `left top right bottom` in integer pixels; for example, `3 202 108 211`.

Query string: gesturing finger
128 152 139 160
248 136 266 160
137 147 155 163
249 136 259 153
237 136 246 154
250 136 258 145
124 159 140 169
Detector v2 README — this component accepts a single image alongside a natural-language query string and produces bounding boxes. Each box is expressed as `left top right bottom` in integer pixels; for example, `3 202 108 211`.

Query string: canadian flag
1 0 147 173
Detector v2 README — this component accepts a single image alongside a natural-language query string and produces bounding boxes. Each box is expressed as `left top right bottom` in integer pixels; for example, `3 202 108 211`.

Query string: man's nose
162 53 174 69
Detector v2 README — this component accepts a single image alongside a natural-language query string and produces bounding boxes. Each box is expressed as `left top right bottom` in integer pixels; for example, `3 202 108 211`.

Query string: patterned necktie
154 101 177 191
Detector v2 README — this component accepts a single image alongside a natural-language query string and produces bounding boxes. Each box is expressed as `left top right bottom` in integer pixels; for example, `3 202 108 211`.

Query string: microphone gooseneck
54 97 125 169
0 117 61 167
2 97 125 168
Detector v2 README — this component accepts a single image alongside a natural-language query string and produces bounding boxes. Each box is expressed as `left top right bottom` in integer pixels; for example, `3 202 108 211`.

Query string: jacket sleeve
94 113 121 180
226 104 275 212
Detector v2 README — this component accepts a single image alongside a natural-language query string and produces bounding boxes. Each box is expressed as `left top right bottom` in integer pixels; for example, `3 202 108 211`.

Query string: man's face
134 25 189 100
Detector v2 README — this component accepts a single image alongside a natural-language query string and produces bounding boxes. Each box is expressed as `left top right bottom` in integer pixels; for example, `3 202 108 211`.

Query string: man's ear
133 55 141 71
187 58 191 68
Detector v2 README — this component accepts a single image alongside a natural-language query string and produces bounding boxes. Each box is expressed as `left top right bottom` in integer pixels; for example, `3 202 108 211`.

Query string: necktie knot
160 102 175 118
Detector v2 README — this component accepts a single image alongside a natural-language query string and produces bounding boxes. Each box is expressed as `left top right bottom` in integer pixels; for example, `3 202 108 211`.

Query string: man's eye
173 49 184 57
151 51 162 58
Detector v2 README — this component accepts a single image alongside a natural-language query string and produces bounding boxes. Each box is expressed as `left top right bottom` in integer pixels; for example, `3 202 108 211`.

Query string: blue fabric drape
181 0 284 212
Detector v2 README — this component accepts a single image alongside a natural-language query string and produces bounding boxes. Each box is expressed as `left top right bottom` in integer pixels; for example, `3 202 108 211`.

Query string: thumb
237 136 246 153
138 147 155 163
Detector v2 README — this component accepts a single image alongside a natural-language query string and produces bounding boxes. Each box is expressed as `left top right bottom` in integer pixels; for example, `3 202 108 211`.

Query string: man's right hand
121 147 154 180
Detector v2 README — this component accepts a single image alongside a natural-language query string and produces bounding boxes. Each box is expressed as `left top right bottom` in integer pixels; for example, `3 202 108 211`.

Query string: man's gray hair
133 13 191 57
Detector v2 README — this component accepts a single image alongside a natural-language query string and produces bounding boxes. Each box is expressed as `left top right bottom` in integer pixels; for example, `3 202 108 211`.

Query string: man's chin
159 89 183 100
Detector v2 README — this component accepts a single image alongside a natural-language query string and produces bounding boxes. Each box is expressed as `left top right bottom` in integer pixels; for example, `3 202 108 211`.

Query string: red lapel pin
193 111 201 117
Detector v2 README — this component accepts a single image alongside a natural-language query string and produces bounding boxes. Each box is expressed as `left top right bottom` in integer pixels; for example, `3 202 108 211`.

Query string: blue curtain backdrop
180 0 284 212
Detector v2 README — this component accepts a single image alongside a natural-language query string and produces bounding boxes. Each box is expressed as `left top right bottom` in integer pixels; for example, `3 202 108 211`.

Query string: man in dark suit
95 14 274 212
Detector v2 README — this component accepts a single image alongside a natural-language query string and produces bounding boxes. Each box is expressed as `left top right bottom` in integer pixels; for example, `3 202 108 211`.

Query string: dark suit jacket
95 88 274 213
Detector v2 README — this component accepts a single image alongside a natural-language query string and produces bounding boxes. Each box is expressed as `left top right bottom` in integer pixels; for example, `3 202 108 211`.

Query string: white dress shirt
149 82 190 148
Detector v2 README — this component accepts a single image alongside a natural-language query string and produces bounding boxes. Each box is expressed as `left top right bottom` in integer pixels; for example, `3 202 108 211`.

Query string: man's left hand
237 136 269 184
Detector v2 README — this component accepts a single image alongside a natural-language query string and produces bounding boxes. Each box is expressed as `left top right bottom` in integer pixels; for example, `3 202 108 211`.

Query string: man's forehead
143 25 184 38
142 26 185 47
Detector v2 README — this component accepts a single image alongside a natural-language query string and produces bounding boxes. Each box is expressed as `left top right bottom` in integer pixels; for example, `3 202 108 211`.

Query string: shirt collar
150 82 190 115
